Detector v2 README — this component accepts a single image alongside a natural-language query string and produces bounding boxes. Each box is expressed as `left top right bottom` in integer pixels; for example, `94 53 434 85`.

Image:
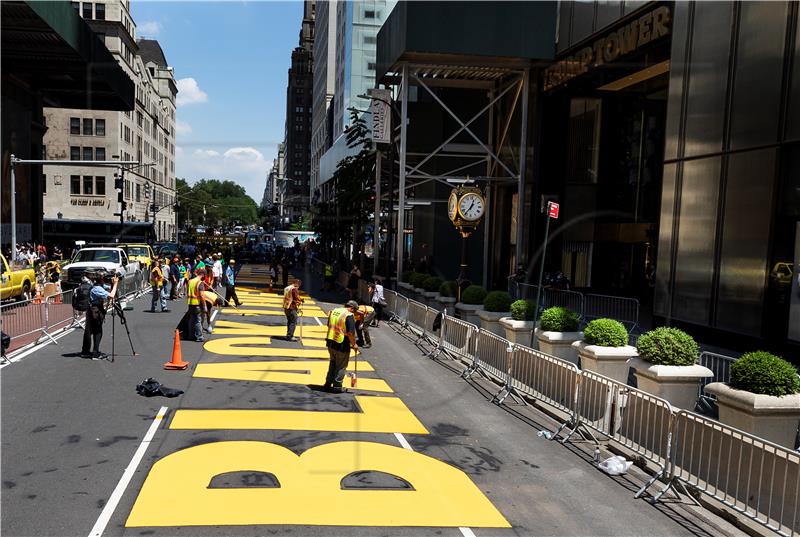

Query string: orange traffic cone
33 284 42 304
164 329 190 370
268 279 273 293
54 283 62 304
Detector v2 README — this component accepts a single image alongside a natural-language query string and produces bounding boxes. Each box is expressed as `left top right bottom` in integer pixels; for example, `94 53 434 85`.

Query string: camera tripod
109 299 137 362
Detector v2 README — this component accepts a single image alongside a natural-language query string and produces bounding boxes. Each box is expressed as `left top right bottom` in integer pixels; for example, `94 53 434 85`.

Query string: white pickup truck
61 247 142 294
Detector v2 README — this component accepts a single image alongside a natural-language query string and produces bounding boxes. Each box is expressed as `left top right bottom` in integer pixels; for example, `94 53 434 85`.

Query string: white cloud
178 146 269 201
176 78 208 107
175 119 192 135
137 21 162 36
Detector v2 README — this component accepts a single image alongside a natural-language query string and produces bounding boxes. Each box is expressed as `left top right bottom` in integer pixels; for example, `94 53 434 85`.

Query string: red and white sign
547 201 560 219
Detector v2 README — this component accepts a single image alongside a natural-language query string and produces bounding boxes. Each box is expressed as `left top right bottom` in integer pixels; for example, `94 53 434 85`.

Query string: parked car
89 243 155 273
61 247 141 293
0 254 35 301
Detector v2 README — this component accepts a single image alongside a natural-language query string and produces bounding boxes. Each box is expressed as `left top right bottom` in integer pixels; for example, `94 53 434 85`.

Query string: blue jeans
151 285 166 311
188 305 203 341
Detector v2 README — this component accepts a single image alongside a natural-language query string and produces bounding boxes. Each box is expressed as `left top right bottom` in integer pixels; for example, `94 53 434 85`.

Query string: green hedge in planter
439 280 458 298
730 351 800 397
583 318 628 347
422 276 443 293
636 327 698 366
539 307 580 332
460 285 487 305
401 271 414 283
409 272 428 288
483 291 512 312
510 299 536 321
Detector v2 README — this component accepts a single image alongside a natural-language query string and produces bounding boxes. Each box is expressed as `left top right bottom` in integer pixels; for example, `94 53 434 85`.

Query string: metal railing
697 351 737 412
379 285 799 537
583 293 640 333
542 288 584 317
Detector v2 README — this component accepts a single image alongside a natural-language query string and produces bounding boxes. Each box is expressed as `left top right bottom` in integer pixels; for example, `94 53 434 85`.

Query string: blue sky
131 1 303 202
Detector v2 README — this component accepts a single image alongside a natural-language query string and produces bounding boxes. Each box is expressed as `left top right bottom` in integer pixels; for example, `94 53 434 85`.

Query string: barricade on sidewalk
402 299 428 342
508 346 579 421
583 294 640 333
664 410 800 537
436 314 476 362
696 351 737 413
542 288 584 318
420 306 441 355
465 329 512 387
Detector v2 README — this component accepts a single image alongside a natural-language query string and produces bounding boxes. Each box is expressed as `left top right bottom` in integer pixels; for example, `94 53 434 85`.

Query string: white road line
210 308 219 324
394 433 476 537
87 406 168 537
0 327 76 369
314 316 323 326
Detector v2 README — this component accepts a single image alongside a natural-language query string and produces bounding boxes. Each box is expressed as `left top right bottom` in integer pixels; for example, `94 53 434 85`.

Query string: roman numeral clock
448 185 486 299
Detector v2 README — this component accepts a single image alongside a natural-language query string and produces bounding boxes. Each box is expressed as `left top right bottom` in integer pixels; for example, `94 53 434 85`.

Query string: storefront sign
70 197 107 207
548 201 560 219
369 88 392 144
544 5 671 91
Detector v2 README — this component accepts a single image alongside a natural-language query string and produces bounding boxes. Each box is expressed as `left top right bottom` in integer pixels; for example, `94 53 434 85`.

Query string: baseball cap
345 300 358 309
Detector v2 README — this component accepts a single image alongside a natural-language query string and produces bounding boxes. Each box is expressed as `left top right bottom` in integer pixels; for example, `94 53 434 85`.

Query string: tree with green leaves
175 178 258 229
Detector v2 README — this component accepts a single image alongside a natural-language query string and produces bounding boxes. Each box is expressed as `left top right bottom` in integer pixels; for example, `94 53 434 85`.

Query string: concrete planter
574 341 637 384
705 383 800 449
455 302 483 326
537 331 583 366
422 291 439 309
478 310 511 337
631 357 712 410
500 318 536 347
436 296 457 315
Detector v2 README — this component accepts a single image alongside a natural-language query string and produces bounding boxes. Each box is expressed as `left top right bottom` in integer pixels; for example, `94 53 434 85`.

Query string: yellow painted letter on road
125 441 509 528
213 320 326 338
170 395 427 433
203 337 329 358
194 361 394 393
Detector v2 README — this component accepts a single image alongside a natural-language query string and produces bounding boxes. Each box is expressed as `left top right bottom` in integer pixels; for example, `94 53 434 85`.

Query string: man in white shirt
212 255 224 289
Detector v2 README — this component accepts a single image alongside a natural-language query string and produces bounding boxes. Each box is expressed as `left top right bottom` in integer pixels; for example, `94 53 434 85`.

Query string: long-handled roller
207 286 246 317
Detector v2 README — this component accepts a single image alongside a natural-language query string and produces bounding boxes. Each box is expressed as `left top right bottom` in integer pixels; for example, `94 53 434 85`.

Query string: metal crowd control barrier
420 306 441 355
506 346 580 423
697 351 737 414
435 314 476 362
401 299 428 342
390 294 409 332
516 283 540 301
542 288 584 317
663 410 799 537
464 329 513 388
583 293 640 333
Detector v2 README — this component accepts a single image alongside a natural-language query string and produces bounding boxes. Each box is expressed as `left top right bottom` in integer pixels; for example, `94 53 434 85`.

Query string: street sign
548 201 560 219
369 88 391 144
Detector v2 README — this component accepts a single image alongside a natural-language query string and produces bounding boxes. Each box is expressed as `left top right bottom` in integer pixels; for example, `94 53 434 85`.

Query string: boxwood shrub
409 272 428 289
583 318 628 347
539 307 580 332
636 327 698 366
401 271 414 283
483 291 512 312
510 299 536 321
730 351 800 397
460 285 487 305
439 280 458 298
422 276 443 293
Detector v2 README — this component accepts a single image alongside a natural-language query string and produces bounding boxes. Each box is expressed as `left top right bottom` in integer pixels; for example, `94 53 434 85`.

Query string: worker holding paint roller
323 300 359 394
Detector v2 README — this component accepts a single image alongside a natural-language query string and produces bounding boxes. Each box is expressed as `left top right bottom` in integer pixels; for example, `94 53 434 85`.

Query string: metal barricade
0 298 45 353
402 299 428 341
542 288 584 317
583 294 640 333
384 289 398 316
464 329 512 386
508 346 579 419
697 351 738 414
507 277 519 300
437 314 476 363
420 306 441 355
44 289 82 334
390 294 409 331
516 283 539 301
663 410 799 537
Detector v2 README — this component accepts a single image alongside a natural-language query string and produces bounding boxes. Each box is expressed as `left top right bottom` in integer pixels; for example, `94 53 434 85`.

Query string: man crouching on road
283 279 304 342
323 300 359 394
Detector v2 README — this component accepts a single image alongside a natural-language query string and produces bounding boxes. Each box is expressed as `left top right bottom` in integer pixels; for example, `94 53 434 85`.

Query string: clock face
458 192 485 221
448 192 458 221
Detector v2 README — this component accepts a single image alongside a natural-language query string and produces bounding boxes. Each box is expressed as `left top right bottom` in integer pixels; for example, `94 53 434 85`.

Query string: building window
70 117 80 134
83 147 93 161
96 32 105 44
70 175 81 194
96 147 106 161
364 35 376 45
95 119 105 136
367 62 376 71
82 2 92 19
83 176 94 195
70 147 80 161
364 10 375 18
95 176 106 195
136 183 141 202
95 3 105 20
71 2 79 11
83 118 93 135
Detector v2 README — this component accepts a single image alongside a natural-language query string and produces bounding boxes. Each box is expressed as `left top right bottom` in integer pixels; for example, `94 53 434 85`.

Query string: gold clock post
448 184 486 301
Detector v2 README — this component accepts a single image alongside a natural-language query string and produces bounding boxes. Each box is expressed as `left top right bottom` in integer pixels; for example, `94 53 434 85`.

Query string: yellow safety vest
324 264 333 277
283 285 294 309
187 277 202 306
355 305 374 321
326 307 352 344
150 266 163 287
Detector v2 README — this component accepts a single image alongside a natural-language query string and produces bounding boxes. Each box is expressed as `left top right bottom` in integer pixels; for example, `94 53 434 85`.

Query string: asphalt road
1 264 742 537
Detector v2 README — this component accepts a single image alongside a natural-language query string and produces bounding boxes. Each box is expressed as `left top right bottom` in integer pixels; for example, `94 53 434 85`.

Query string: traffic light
121 201 128 211
114 176 123 190
145 183 151 199
117 192 124 203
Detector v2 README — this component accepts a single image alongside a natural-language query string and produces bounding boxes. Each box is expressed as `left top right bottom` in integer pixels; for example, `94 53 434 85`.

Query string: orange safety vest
187 277 202 306
354 305 374 321
283 285 295 309
326 307 352 344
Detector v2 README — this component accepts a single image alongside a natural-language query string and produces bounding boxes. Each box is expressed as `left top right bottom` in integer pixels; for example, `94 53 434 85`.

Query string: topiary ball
422 276 443 293
439 280 458 298
539 307 580 332
730 351 800 397
510 299 536 321
401 271 414 283
636 327 698 366
409 272 427 288
460 285 487 305
583 318 629 347
483 291 512 312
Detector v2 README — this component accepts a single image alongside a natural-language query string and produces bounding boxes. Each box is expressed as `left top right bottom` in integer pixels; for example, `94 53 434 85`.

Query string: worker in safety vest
323 300 359 393
323 262 334 291
149 258 169 313
283 279 304 341
186 267 208 342
353 304 376 348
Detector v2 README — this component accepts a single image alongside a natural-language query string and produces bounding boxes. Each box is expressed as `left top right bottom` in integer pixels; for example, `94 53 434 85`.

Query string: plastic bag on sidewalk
598 455 632 475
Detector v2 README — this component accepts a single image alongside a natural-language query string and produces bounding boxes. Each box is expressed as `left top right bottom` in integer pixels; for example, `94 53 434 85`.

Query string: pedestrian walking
224 259 242 307
212 254 224 289
323 300 359 393
353 304 376 348
347 263 361 300
323 262 334 291
81 271 119 359
282 279 304 341
370 278 386 327
177 260 188 298
150 258 169 313
186 267 207 342
169 256 180 300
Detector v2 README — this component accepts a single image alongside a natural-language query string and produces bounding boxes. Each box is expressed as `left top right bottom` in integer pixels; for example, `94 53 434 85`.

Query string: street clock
448 185 486 236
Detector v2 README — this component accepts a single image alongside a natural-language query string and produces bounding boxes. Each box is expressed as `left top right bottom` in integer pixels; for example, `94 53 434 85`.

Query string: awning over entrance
1 0 134 111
